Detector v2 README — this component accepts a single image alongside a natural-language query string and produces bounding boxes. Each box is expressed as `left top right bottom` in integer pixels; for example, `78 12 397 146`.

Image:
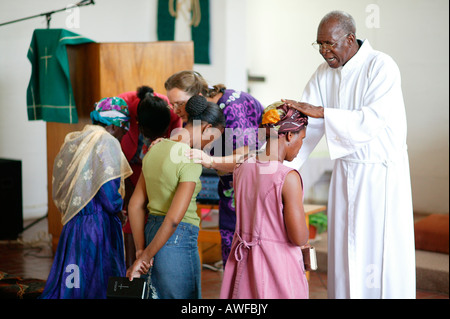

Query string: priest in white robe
284 11 415 299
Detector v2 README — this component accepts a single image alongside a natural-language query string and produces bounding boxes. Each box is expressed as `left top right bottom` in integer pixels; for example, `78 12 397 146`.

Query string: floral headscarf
260 101 308 136
90 97 130 131
53 125 132 225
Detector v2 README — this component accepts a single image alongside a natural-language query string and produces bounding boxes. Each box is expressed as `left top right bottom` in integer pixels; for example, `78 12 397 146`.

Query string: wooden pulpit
47 41 194 252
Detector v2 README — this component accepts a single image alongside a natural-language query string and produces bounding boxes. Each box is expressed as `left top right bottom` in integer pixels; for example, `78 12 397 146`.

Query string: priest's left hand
282 99 324 118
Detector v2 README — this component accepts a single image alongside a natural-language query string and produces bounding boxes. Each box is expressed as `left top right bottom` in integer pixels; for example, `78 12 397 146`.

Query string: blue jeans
143 214 201 299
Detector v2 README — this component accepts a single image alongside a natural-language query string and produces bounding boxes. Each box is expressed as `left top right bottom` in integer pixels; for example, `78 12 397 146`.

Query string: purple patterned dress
214 89 263 266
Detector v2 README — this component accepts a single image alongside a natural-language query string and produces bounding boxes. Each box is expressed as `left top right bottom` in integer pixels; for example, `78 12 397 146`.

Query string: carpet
0 271 45 299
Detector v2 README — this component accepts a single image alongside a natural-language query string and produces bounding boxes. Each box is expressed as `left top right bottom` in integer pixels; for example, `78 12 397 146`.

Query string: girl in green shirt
126 95 224 299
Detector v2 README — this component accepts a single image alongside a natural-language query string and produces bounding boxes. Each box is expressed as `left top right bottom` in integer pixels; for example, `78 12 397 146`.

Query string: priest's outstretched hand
282 99 324 118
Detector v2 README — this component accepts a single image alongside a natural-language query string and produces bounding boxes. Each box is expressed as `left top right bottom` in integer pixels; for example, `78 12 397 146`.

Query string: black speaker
0 158 23 240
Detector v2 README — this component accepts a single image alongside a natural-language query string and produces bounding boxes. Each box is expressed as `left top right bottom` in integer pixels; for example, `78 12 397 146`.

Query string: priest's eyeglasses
312 33 351 51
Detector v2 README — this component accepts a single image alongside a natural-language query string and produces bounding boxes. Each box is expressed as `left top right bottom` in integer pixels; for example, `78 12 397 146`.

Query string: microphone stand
0 0 95 28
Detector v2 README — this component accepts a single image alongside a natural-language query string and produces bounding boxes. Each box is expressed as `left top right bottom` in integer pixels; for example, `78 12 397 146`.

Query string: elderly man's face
316 20 355 68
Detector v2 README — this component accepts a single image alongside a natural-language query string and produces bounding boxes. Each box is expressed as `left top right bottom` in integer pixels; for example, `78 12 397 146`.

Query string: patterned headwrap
260 101 308 137
90 97 130 131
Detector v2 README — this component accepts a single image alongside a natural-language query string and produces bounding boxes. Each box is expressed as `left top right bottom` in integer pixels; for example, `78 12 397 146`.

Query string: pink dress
220 159 309 299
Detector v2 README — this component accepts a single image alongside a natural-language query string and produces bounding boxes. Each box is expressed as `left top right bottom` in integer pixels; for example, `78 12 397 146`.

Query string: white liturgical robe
290 39 415 298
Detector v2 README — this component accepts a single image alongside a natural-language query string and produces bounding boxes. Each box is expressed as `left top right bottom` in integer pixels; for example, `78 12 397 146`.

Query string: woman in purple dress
164 71 264 266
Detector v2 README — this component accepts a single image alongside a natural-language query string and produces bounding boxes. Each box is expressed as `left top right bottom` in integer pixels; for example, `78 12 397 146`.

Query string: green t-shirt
142 139 202 227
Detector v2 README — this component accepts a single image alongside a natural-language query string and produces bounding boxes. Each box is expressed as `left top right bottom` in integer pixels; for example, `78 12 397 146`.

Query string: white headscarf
52 125 132 225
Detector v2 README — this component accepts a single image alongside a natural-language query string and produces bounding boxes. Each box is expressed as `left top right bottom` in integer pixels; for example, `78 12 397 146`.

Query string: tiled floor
0 217 448 299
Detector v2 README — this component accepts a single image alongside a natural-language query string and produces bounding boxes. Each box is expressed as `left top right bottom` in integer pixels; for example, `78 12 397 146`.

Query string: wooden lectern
47 41 194 252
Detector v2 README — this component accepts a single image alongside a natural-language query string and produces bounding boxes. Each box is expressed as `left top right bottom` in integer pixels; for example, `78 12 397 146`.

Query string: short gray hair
319 10 356 35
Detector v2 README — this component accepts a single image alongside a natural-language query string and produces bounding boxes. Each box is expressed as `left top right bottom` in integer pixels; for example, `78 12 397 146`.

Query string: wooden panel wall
47 42 194 252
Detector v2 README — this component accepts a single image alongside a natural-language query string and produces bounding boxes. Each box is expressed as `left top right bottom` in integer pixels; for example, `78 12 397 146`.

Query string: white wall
195 0 248 91
1 0 448 220
246 0 449 214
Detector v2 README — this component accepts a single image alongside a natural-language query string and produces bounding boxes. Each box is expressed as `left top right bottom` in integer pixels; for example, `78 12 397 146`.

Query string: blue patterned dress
40 178 125 299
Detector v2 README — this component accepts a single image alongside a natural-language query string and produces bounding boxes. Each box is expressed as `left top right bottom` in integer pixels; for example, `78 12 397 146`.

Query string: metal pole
0 1 95 28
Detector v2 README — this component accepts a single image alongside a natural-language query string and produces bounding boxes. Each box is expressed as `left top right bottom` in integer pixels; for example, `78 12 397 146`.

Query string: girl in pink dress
220 102 310 299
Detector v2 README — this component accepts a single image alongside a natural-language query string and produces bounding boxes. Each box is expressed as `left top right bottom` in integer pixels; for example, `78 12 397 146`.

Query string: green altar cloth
26 29 94 123
157 0 210 64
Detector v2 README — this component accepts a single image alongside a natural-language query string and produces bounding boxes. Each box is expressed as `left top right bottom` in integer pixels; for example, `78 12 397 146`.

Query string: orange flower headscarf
260 101 308 137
